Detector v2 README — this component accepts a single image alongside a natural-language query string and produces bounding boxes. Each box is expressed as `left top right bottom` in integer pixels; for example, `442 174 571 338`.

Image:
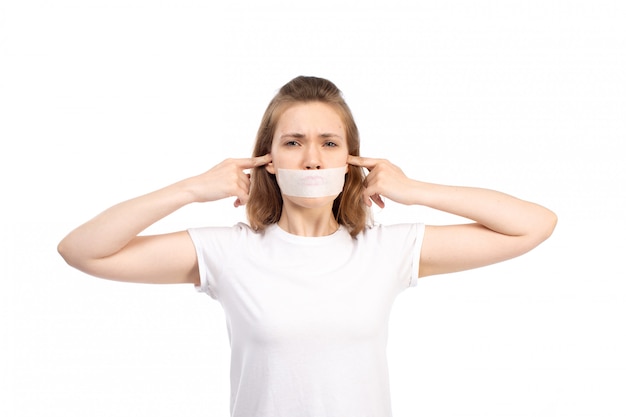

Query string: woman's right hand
57 154 272 285
189 154 272 206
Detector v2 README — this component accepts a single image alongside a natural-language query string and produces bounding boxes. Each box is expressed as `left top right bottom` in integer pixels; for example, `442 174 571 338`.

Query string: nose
304 145 321 170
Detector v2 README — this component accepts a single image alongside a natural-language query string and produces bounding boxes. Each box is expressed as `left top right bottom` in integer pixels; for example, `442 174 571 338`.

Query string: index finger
240 153 272 169
347 155 379 169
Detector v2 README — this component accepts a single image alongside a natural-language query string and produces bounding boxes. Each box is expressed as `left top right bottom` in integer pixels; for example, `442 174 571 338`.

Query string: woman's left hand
348 156 558 278
347 155 418 208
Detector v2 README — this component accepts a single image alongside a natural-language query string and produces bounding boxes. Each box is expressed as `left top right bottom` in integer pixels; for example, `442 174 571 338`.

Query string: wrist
405 180 435 206
170 176 205 205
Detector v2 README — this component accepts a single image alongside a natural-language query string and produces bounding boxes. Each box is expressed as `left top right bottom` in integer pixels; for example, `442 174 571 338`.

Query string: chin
285 195 339 209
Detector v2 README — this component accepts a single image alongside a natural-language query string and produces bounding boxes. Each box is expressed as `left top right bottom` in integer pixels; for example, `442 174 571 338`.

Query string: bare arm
347 156 557 278
411 182 557 277
57 155 272 284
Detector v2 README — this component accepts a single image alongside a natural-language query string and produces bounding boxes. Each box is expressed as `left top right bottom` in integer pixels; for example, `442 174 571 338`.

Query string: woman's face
267 101 348 172
266 101 349 207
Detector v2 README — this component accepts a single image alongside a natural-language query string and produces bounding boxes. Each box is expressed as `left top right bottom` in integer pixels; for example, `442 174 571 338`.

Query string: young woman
58 76 557 417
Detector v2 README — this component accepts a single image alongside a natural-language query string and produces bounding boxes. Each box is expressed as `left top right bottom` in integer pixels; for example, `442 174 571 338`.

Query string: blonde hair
246 76 369 237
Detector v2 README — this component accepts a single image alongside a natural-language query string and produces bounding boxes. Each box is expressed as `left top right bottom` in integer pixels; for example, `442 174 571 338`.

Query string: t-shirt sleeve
362 223 426 290
408 223 426 287
379 222 426 289
187 223 247 299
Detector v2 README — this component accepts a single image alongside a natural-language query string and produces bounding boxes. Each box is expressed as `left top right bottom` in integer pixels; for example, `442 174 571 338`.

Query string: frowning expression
266 101 349 173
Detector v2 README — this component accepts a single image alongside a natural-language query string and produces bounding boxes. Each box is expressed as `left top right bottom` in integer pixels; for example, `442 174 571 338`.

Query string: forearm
409 180 557 238
58 177 198 263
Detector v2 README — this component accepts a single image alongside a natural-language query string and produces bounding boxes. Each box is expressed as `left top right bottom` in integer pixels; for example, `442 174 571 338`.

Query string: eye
285 140 300 147
324 141 338 147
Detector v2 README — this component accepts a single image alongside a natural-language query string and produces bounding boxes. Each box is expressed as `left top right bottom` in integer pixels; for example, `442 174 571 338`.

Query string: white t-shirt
188 222 425 417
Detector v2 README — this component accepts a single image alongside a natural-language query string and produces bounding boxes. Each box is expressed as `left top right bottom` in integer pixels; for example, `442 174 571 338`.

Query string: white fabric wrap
276 167 346 197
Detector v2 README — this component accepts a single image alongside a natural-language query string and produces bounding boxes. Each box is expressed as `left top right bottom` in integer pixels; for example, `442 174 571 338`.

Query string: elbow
57 236 85 270
57 238 75 267
544 209 558 238
513 209 557 256
534 208 558 245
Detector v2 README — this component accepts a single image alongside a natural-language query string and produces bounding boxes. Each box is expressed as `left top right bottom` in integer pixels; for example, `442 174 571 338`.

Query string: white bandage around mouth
276 166 346 198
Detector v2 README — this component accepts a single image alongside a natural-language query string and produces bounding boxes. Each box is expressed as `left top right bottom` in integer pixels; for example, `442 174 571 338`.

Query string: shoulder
352 223 426 255
187 222 262 245
358 222 425 241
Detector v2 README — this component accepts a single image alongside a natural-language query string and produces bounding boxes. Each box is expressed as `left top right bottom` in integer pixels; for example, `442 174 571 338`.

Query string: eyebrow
280 132 344 140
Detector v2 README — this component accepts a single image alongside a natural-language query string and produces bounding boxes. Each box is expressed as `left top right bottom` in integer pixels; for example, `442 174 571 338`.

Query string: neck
277 203 339 237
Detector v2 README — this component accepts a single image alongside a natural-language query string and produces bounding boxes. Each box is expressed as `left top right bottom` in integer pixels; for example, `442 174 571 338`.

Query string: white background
1 0 625 416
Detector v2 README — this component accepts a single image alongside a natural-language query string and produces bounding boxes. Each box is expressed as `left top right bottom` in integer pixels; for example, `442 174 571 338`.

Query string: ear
265 162 276 175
